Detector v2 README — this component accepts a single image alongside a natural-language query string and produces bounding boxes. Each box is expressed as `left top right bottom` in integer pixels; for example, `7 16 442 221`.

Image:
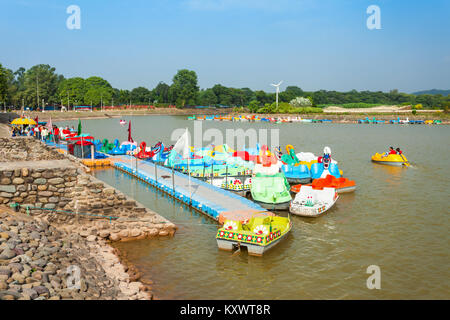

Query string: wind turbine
271 81 283 109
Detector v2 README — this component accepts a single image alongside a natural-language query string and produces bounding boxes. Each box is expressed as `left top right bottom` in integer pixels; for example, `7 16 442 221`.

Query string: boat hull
336 185 356 193
290 195 338 217
252 200 291 211
286 177 312 184
217 230 290 256
371 160 405 166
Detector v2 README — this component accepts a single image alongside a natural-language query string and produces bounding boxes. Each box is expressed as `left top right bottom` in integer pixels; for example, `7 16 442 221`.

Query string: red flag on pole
128 121 134 143
46 117 53 132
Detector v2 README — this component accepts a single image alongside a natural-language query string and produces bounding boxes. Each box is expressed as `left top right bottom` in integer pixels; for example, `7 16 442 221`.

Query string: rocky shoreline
0 208 153 300
0 137 177 300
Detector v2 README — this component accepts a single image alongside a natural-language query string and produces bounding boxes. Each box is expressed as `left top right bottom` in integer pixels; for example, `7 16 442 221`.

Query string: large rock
22 288 38 299
48 178 65 185
0 178 11 184
118 230 129 238
130 229 141 237
11 272 25 284
21 168 29 177
0 232 10 240
0 192 13 198
0 248 16 259
38 191 53 197
34 178 47 185
12 178 24 185
0 185 15 193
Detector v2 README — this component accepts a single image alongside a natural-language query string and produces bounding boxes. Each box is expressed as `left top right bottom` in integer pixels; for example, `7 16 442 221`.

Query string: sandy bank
24 108 231 122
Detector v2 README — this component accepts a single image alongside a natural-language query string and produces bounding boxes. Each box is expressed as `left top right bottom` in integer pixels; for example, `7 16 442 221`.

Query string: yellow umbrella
10 118 37 125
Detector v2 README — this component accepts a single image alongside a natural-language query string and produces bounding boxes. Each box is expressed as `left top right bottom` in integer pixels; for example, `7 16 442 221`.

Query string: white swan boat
289 186 338 217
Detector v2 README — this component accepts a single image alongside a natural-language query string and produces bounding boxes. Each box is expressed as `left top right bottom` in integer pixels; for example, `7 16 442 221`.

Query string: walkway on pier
112 155 271 222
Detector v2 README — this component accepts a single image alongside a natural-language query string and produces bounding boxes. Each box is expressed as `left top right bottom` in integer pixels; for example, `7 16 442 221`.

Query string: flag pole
187 128 191 205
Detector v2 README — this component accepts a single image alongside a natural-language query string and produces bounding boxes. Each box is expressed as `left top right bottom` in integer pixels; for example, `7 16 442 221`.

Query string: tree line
0 62 448 111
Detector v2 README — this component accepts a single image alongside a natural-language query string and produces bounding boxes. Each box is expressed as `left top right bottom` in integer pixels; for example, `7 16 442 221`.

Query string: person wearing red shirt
53 126 60 143
396 148 402 155
382 147 396 157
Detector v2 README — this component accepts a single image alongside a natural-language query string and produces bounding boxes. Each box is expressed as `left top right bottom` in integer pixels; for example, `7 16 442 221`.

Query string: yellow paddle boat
371 153 410 166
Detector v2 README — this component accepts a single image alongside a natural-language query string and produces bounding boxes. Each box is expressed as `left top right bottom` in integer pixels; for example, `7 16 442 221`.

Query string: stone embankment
0 137 177 300
0 209 151 300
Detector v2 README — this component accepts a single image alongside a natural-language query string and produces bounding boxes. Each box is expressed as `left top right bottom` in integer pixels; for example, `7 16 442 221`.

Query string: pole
172 165 175 194
202 163 205 180
155 161 158 184
226 165 228 189
211 162 214 185
91 144 94 161
135 154 138 172
81 136 84 159
188 155 191 204
36 75 39 110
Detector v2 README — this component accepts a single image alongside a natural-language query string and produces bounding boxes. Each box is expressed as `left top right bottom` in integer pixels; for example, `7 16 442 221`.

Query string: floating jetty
112 156 272 223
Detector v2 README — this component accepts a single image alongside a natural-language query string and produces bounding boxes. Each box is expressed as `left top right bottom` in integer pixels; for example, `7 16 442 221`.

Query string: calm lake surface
57 115 450 299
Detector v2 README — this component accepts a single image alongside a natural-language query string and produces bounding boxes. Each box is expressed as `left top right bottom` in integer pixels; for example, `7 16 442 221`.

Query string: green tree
130 86 151 104
21 64 62 108
58 77 86 107
248 100 260 113
0 64 8 104
280 86 303 102
198 88 217 106
169 69 199 107
152 82 170 103
82 76 114 106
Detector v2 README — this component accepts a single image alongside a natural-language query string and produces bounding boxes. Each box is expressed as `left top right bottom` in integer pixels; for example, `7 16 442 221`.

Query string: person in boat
382 146 396 157
396 147 403 155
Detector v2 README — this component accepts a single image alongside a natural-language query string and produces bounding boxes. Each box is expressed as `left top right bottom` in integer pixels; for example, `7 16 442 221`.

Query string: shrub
290 97 312 108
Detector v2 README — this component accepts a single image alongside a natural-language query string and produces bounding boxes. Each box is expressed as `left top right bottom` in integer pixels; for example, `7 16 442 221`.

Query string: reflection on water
83 116 450 299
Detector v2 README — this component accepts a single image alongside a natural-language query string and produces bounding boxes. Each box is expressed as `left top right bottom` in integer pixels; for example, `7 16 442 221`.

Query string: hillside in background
413 89 450 96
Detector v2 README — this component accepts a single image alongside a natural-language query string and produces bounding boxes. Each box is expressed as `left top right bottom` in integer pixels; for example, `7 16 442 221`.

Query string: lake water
57 115 450 299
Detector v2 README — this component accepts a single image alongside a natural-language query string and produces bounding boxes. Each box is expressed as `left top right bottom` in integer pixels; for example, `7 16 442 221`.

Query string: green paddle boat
250 172 292 210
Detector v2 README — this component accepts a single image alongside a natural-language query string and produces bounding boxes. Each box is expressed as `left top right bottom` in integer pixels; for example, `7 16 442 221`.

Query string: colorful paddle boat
290 185 338 217
292 175 356 194
216 215 292 256
250 173 292 210
371 152 410 166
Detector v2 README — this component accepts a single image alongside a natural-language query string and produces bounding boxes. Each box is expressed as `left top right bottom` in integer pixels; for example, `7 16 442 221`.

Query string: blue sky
0 0 449 93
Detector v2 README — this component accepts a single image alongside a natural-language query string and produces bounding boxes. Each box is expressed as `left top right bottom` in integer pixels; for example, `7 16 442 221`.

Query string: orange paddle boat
291 174 356 194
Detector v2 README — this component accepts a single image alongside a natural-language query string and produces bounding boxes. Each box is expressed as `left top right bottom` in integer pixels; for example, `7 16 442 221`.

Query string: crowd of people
10 123 75 144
